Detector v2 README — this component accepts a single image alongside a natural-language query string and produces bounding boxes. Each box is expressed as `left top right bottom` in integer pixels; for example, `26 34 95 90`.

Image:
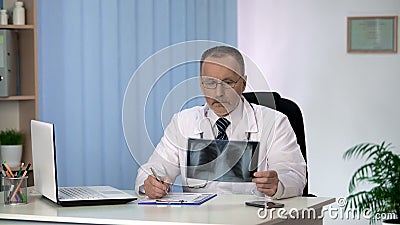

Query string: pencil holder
2 176 28 205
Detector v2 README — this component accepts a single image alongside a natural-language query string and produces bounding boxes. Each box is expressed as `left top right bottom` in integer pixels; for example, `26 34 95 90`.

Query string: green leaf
0 129 24 145
343 143 377 160
343 141 400 224
348 162 374 193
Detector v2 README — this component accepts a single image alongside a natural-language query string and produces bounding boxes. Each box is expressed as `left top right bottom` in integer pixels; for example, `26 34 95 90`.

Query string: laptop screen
31 120 59 203
31 120 138 206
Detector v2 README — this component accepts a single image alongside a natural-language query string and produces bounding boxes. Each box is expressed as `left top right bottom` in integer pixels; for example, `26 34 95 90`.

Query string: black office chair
242 92 315 197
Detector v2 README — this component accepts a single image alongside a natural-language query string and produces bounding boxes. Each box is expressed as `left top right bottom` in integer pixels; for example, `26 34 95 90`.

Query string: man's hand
143 175 171 199
252 170 279 196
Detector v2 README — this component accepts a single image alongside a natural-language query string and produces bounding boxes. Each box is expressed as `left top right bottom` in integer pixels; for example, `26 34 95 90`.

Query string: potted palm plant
0 129 24 168
343 142 400 224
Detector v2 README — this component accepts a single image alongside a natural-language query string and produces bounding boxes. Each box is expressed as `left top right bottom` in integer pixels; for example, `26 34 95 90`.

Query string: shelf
0 95 35 101
0 25 34 29
0 0 38 187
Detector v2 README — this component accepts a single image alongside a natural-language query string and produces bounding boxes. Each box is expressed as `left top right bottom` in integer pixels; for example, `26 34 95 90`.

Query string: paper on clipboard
138 193 217 205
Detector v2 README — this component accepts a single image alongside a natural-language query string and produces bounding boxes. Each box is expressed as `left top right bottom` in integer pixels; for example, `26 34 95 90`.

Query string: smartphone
245 200 284 208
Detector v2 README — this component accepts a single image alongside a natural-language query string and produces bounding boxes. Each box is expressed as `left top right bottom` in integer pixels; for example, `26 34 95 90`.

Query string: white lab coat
135 98 306 199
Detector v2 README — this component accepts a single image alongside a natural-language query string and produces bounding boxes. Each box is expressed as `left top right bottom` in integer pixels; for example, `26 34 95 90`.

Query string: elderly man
135 46 306 199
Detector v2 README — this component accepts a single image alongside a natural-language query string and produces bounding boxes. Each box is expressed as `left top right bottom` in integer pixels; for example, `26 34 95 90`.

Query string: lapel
193 105 216 139
230 98 259 140
242 98 259 134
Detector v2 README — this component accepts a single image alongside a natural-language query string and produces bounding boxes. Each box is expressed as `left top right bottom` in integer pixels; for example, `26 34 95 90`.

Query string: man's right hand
143 175 171 199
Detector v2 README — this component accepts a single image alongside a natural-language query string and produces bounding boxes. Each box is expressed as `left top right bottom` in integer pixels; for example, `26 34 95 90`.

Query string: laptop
31 120 137 206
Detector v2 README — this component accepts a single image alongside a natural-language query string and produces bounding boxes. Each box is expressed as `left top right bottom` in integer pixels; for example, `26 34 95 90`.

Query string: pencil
10 163 31 201
2 161 14 178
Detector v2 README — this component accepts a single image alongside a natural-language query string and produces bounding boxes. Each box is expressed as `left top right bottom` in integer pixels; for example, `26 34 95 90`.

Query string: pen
7 184 22 202
2 164 7 176
17 163 24 177
2 164 13 178
10 163 31 201
150 167 169 195
155 199 185 203
8 184 15 200
150 167 164 184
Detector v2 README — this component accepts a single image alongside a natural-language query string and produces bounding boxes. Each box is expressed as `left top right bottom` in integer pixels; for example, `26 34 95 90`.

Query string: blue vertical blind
37 0 237 189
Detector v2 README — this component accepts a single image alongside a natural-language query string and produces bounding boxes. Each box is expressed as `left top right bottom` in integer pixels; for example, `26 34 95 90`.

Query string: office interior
1 1 399 224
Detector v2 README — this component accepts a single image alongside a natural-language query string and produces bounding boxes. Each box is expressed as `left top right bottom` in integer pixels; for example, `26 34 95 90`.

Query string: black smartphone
245 201 284 208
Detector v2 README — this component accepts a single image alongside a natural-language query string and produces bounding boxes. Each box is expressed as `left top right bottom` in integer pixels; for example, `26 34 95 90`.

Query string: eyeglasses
201 77 242 89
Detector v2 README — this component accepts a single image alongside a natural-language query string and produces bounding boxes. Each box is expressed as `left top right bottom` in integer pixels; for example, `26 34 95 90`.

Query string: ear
241 75 247 92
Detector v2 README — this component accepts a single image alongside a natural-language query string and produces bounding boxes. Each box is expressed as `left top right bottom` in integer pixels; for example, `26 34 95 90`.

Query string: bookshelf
0 0 37 185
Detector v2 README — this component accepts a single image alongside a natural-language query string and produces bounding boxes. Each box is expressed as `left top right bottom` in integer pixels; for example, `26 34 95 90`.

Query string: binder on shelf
0 29 18 97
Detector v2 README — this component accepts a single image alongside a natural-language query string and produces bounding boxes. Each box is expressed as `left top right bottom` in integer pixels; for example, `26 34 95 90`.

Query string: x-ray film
186 138 260 182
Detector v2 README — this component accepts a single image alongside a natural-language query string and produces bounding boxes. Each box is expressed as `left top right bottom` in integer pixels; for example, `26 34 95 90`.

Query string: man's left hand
252 170 279 196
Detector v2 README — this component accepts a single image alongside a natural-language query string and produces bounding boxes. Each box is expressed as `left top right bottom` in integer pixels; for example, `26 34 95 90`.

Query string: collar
195 96 259 134
207 98 243 127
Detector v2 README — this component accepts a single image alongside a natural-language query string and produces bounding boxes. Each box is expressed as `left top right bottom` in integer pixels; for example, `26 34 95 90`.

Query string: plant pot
0 145 23 168
383 219 400 224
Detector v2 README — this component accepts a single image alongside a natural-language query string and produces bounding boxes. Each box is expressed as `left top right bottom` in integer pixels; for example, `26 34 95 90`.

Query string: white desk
0 188 335 225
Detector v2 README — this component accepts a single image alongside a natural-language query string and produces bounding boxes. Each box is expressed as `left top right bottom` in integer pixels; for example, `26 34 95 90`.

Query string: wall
238 1 400 224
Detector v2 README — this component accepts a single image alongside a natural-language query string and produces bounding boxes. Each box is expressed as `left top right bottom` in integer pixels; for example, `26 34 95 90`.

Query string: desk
0 188 335 225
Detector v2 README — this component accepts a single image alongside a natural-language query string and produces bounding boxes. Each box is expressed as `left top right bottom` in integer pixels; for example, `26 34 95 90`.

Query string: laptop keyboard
58 187 104 200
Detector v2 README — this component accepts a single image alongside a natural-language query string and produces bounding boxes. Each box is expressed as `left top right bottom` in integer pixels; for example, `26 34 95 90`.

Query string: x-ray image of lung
186 138 259 182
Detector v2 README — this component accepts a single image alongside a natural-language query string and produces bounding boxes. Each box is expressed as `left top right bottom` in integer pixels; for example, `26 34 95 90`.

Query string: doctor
135 46 306 199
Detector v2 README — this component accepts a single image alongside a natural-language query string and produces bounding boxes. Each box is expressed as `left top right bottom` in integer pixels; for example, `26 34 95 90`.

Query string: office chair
242 92 315 197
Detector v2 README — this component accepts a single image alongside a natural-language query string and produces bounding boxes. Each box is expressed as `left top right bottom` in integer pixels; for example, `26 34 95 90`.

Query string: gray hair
200 46 245 76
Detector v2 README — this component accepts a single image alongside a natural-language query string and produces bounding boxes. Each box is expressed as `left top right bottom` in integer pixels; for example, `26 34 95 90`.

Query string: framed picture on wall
347 16 398 53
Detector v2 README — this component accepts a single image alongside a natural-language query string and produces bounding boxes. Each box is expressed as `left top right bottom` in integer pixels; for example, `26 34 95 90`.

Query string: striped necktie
215 118 230 140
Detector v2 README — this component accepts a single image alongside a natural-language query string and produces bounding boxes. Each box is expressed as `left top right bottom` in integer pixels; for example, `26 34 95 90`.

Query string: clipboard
138 193 217 205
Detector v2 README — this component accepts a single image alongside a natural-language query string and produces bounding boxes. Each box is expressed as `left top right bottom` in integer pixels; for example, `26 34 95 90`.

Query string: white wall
238 1 400 224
